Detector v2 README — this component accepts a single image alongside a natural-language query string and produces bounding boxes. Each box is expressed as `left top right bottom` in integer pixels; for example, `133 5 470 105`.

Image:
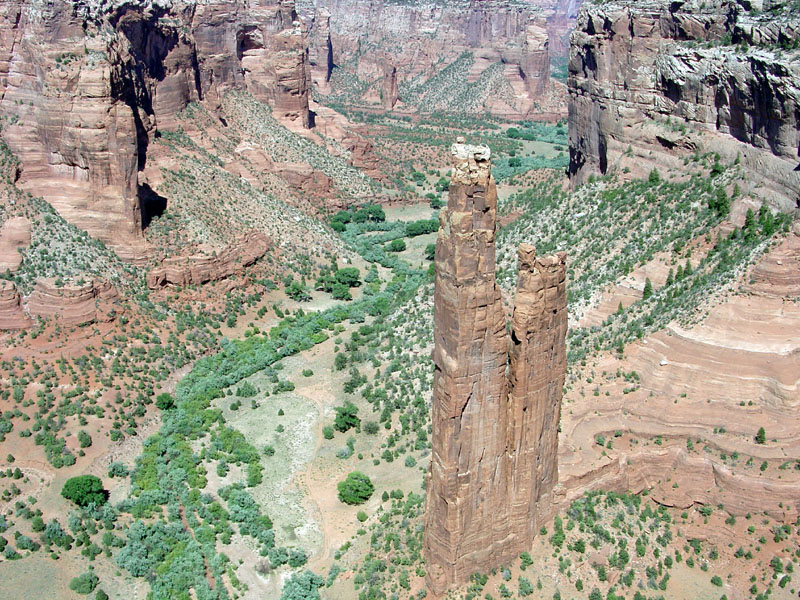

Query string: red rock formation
568 0 800 210
303 0 558 119
381 62 399 110
276 163 334 197
146 231 271 288
507 245 567 544
0 0 313 254
425 142 567 596
25 278 120 326
0 280 31 330
0 216 31 272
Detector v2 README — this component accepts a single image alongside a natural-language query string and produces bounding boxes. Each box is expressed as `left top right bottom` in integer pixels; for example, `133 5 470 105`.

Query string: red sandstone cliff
146 231 271 289
424 142 567 595
24 277 120 326
301 0 565 118
568 0 800 211
0 0 312 255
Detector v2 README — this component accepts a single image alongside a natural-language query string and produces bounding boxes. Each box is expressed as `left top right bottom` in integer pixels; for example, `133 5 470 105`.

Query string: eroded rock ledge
146 230 271 289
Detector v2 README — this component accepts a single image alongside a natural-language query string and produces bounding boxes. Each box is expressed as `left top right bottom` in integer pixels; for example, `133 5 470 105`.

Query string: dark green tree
61 475 107 507
334 401 360 432
337 471 374 505
425 243 436 261
756 427 766 444
155 393 175 410
388 239 406 252
642 278 653 300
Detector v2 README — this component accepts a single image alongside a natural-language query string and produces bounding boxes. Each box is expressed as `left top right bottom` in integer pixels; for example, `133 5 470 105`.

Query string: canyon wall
300 0 564 118
568 0 800 211
0 0 312 255
424 141 567 596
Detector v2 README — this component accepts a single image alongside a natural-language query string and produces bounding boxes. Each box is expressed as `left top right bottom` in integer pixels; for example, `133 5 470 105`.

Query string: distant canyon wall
0 0 312 255
568 0 800 211
300 0 581 118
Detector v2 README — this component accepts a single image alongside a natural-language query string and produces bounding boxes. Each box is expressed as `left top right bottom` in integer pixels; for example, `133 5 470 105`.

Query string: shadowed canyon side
0 0 312 256
568 0 800 210
424 141 567 595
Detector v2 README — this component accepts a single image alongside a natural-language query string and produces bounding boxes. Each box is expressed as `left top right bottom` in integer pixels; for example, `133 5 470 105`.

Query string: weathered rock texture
0 216 31 272
568 0 800 210
300 0 572 118
0 0 312 254
24 278 119 326
425 142 567 595
0 280 31 330
146 231 271 288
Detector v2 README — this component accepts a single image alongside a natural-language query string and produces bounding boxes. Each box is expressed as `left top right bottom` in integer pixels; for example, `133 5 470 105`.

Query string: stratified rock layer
146 231 271 288
301 0 562 118
425 143 567 595
568 0 800 210
25 278 119 326
0 216 31 272
0 0 312 254
0 280 31 330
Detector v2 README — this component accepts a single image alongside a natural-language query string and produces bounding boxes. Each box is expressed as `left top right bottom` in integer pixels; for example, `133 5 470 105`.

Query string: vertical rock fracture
424 141 567 595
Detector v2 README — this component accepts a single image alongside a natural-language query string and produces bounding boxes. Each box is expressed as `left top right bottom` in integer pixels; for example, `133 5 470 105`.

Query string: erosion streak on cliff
425 142 567 595
568 0 800 210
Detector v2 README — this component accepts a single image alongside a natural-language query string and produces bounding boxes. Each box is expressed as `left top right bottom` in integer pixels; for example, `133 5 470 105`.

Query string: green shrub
334 401 360 432
388 239 406 253
236 381 258 397
155 393 175 410
78 430 92 448
337 472 374 505
61 475 107 507
280 569 324 600
69 571 99 595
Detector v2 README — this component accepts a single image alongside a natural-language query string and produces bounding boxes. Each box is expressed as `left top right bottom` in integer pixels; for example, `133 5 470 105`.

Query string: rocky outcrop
0 216 31 272
0 0 312 254
424 142 567 596
24 278 119 326
559 445 800 523
381 62 399 111
146 231 271 288
568 0 800 211
301 0 566 118
0 280 31 330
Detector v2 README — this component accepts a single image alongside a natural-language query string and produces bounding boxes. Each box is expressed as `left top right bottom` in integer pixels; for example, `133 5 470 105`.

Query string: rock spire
424 141 567 595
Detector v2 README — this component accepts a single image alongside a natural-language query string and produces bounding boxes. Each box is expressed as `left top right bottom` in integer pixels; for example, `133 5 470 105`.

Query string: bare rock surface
424 142 567 595
568 0 800 210
0 216 31 272
0 0 312 254
146 230 271 288
24 277 120 326
0 279 31 330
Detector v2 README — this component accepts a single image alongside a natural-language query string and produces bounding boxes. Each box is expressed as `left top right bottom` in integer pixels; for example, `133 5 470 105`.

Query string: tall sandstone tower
424 141 567 595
